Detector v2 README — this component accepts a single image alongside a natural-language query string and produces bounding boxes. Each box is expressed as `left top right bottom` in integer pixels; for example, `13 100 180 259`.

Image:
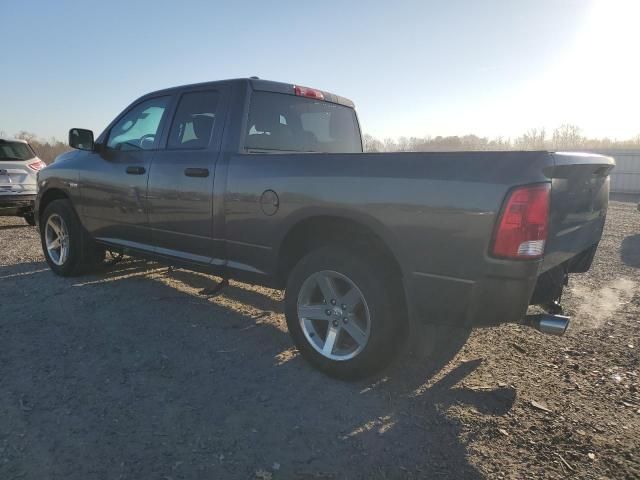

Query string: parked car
35 78 614 378
0 138 46 225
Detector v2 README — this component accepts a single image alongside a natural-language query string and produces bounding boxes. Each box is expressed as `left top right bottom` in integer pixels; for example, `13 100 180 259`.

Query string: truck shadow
166 268 284 314
0 223 31 231
0 258 513 479
621 234 640 268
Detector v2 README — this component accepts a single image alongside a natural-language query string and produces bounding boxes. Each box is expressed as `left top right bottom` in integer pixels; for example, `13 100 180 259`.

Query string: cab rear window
245 92 362 153
0 141 35 161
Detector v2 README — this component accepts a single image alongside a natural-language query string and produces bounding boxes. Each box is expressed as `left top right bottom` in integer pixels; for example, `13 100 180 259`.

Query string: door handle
184 168 209 178
126 166 146 175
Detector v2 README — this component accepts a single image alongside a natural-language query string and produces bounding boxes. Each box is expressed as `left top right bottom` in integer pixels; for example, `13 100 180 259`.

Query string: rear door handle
184 168 209 178
126 166 146 175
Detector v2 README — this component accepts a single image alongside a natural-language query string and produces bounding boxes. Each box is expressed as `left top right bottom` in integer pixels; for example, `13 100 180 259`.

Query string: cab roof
144 78 356 108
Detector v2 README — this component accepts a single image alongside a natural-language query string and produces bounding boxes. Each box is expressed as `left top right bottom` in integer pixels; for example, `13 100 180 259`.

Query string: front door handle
126 166 146 175
184 168 209 178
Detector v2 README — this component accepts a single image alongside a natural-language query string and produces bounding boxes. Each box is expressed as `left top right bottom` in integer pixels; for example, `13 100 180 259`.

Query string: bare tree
14 131 38 143
362 134 384 152
552 124 583 150
514 128 546 150
383 137 397 152
397 136 411 152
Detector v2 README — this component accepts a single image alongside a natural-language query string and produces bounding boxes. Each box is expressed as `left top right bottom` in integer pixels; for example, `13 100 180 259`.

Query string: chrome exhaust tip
522 314 570 336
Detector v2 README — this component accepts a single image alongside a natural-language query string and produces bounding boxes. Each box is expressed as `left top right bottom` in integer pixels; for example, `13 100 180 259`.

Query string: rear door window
167 91 220 149
245 92 361 153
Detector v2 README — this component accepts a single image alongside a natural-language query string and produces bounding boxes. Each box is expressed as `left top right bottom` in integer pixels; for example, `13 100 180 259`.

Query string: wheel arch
275 212 407 293
37 188 71 223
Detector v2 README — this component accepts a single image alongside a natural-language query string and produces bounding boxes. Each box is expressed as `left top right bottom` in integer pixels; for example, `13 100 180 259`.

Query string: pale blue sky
2 0 638 141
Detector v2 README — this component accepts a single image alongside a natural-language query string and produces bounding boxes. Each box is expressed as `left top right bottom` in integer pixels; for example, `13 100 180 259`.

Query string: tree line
3 124 640 164
363 124 640 153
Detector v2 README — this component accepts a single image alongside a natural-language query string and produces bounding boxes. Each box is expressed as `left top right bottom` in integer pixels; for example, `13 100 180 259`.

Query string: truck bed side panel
223 151 553 277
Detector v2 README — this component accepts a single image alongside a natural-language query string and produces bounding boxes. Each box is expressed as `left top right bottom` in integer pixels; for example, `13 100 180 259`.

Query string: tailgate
0 163 35 194
541 152 615 272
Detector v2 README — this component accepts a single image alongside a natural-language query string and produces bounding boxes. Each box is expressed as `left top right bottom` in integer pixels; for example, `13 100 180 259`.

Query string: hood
53 149 81 164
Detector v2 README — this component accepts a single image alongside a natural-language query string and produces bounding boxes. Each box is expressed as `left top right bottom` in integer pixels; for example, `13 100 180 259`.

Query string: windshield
245 92 362 153
0 141 36 161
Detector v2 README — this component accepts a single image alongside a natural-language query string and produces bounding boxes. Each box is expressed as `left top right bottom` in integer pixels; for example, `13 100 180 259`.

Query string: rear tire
285 246 404 380
40 199 104 276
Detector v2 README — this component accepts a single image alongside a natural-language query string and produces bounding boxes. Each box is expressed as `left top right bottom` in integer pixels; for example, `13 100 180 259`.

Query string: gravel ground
0 199 638 479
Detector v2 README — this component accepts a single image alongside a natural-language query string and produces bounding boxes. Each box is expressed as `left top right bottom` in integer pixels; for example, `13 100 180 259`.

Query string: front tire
285 246 404 379
40 199 103 276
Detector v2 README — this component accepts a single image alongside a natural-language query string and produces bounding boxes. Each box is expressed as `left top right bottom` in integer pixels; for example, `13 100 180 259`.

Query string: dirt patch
0 200 638 479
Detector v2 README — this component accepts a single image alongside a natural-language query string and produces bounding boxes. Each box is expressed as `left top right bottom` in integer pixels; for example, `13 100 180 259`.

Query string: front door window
107 96 170 151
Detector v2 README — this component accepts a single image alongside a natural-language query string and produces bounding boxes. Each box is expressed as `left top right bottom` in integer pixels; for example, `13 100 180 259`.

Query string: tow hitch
521 313 570 336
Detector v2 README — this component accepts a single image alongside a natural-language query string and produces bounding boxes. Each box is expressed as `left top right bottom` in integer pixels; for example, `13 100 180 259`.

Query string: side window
107 96 170 151
167 91 219 149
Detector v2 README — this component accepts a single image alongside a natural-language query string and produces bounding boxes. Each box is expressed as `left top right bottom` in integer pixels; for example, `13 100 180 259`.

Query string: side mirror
69 128 95 151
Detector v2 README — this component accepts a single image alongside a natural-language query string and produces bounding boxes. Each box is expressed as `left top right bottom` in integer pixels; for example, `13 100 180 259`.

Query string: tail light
294 85 325 100
27 160 47 171
491 183 550 260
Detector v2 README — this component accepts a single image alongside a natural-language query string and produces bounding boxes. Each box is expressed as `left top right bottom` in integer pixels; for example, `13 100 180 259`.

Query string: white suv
0 138 46 225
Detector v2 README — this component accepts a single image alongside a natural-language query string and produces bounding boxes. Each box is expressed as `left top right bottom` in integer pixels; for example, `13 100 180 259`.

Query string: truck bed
224 150 614 327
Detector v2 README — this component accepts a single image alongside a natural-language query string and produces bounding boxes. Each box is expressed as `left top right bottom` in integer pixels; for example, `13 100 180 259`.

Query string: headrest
252 109 279 133
329 110 353 140
192 115 214 141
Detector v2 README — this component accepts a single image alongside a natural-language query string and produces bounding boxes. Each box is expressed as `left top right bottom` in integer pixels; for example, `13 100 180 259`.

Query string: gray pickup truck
35 78 614 378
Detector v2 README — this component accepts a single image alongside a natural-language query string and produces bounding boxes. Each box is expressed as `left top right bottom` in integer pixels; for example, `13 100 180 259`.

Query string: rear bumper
0 194 36 216
407 260 540 329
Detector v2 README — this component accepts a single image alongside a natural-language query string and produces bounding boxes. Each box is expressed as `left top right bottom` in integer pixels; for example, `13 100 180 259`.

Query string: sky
1 0 639 141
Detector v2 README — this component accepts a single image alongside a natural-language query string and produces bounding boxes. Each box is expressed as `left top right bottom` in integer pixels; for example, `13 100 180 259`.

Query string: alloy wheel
45 214 70 266
297 270 371 361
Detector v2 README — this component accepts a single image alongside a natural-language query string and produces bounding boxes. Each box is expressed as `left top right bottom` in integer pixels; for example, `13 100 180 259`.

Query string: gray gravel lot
0 199 638 479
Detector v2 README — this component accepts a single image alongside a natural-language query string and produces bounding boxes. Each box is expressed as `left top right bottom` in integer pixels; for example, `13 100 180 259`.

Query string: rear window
245 92 362 153
0 141 35 161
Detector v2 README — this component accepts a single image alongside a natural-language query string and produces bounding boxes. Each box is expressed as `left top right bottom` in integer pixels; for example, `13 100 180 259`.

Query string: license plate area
0 171 19 193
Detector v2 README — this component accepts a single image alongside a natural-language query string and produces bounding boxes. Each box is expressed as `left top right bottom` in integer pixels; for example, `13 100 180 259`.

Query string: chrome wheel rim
45 214 69 266
297 270 371 361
